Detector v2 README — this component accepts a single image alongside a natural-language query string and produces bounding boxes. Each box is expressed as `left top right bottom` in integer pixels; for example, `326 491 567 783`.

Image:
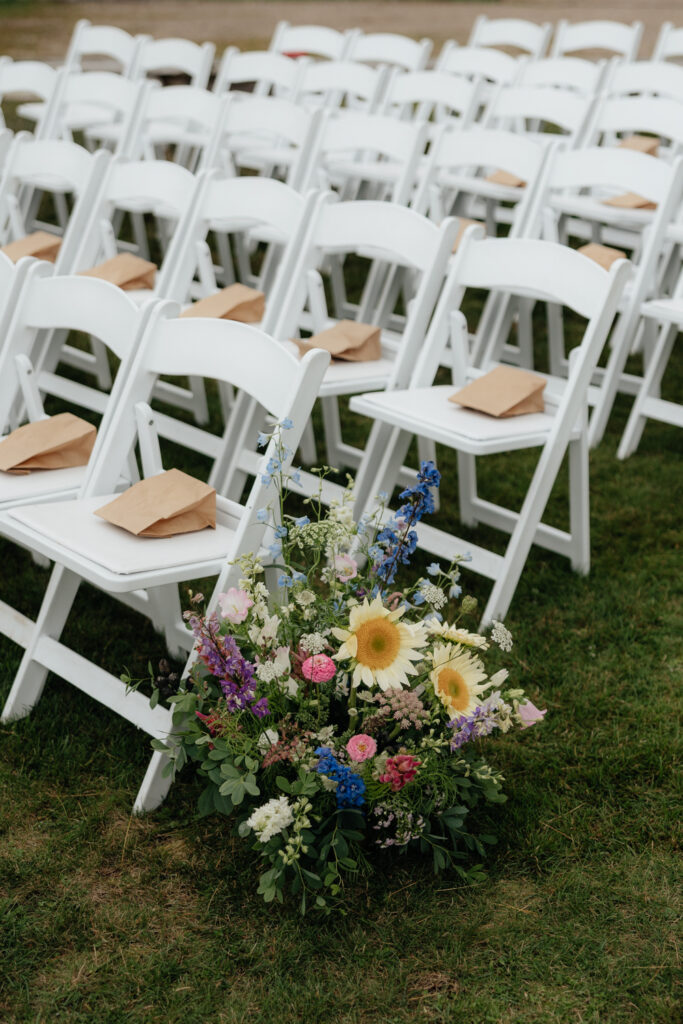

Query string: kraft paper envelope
450 366 546 418
0 413 96 474
1 231 62 264
452 218 484 253
95 469 216 538
294 320 381 362
180 283 265 323
80 252 157 290
578 242 627 270
618 134 659 157
486 169 526 188
603 191 657 211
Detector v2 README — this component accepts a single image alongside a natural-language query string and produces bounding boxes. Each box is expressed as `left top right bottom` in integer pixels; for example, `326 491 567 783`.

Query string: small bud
461 595 478 614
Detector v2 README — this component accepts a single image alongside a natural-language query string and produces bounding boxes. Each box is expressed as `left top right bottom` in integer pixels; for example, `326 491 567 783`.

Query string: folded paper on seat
80 252 157 290
450 366 546 418
602 191 656 211
0 413 96 474
452 218 484 253
95 469 216 538
486 169 526 188
578 242 627 270
1 230 62 264
179 283 265 323
618 135 659 157
294 320 381 362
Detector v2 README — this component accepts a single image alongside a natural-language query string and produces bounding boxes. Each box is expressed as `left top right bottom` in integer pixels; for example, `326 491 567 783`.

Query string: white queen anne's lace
491 620 513 652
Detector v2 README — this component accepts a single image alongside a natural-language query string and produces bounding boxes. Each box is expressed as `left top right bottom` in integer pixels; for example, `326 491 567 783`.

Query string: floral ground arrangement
133 427 546 913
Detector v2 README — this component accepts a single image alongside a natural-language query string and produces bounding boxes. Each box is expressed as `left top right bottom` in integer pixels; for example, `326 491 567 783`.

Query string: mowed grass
0 109 681 1024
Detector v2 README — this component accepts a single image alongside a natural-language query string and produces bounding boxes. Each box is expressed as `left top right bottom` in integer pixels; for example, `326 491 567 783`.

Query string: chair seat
437 171 525 204
550 194 655 231
281 340 394 397
350 384 562 454
0 465 86 509
641 297 683 324
16 100 47 123
3 494 239 590
325 158 402 185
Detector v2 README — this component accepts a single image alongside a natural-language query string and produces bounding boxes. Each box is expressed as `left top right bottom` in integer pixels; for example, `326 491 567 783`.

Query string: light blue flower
377 490 388 503
266 457 282 474
256 508 269 523
427 562 442 577
413 592 426 606
274 525 288 539
267 541 282 558
294 516 310 528
281 417 294 430
292 570 307 582
257 431 270 449
278 574 293 588
260 473 272 486
291 469 302 485
449 583 462 599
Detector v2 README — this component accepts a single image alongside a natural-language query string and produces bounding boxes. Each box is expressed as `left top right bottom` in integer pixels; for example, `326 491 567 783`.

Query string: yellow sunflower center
436 667 470 711
354 617 401 670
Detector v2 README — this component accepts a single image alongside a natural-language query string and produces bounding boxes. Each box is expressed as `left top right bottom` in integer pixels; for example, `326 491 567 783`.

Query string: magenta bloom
518 700 547 728
301 654 336 683
380 754 421 792
346 734 377 762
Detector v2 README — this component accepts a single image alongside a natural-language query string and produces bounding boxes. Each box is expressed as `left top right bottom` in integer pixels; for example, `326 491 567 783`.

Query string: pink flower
380 754 421 792
518 700 547 728
217 588 253 624
346 734 377 762
333 553 358 582
301 654 336 683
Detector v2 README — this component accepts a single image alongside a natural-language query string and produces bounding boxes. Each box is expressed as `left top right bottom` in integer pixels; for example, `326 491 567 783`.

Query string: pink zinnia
301 654 336 683
346 733 377 762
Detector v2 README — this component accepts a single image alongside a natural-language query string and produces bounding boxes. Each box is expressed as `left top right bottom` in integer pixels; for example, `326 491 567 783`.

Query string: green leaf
276 776 292 794
149 689 159 710
150 739 169 753
197 786 215 818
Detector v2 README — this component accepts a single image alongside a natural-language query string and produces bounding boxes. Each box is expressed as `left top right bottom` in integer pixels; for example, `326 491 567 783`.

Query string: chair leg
547 302 566 377
146 585 187 660
568 424 590 575
88 336 113 390
186 375 210 426
587 315 632 449
131 211 150 261
321 397 344 468
1 565 81 723
355 422 412 521
299 418 318 466
617 321 678 460
133 748 175 815
516 298 534 369
457 452 478 527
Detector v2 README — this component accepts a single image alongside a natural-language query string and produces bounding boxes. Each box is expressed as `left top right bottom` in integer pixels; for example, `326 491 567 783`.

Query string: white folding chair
347 33 432 72
49 72 151 154
298 60 390 113
134 37 215 89
269 22 356 61
482 84 596 148
128 85 227 170
380 70 483 132
0 249 34 350
601 61 683 103
213 48 304 99
0 134 111 263
0 305 329 813
351 230 631 627
0 60 62 139
517 56 609 96
301 110 428 206
257 197 458 497
653 23 683 62
617 268 683 458
505 148 683 448
584 94 683 165
469 17 551 59
551 20 643 61
215 94 323 191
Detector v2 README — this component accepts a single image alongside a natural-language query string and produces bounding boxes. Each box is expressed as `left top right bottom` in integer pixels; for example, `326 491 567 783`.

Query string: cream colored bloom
331 595 426 691
430 643 490 717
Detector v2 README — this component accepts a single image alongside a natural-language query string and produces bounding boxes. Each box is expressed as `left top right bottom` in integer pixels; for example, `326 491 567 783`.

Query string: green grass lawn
0 285 680 1022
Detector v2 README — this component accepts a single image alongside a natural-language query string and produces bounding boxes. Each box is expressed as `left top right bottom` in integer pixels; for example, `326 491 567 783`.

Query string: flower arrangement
141 421 545 914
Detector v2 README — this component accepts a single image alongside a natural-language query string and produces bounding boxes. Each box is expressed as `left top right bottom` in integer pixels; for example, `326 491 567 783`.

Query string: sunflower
430 643 490 717
331 595 426 690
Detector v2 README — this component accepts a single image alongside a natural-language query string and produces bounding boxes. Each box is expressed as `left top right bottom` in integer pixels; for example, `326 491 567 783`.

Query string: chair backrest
304 111 427 204
602 61 683 103
469 17 551 58
412 126 553 238
133 85 227 168
51 72 150 154
0 249 33 354
65 20 141 76
0 135 111 271
70 158 200 288
298 60 390 113
269 22 354 61
0 61 61 136
435 42 522 85
347 33 432 71
483 84 595 144
653 22 683 61
381 70 483 127
135 37 215 88
0 260 155 429
551 20 643 60
213 48 303 98
410 228 631 391
518 56 608 95
586 94 683 149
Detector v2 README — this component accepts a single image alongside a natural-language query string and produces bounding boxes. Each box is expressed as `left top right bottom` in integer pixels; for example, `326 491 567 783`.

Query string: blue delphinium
315 747 366 809
372 461 441 585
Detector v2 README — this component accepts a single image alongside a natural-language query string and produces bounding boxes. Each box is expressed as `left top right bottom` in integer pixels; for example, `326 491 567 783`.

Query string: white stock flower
246 796 294 843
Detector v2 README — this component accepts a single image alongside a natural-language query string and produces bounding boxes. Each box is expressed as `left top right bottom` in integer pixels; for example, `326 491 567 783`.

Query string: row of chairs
0 215 630 811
